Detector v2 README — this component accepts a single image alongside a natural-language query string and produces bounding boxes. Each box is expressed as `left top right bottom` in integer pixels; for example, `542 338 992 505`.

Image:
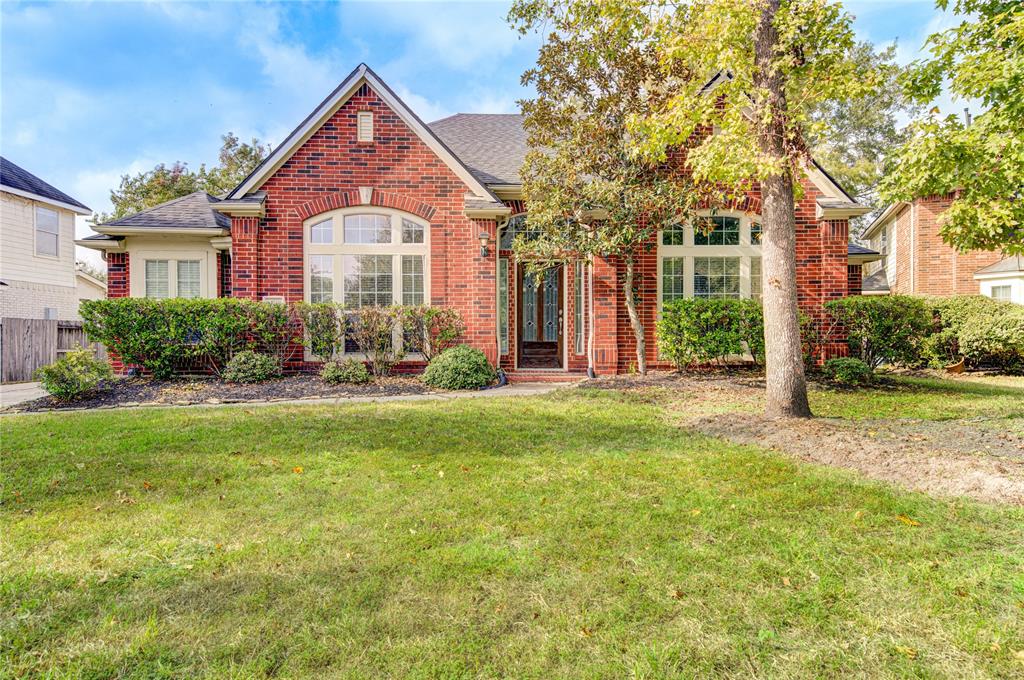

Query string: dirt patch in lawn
7 375 435 413
584 372 1024 505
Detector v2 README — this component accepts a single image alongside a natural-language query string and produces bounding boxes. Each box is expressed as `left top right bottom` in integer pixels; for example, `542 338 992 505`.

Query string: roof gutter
75 237 125 252
92 226 229 237
1 185 92 215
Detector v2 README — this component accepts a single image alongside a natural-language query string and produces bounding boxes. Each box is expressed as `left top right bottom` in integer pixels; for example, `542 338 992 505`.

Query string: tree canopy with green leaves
99 133 270 222
508 0 696 374
628 0 883 417
880 0 1023 255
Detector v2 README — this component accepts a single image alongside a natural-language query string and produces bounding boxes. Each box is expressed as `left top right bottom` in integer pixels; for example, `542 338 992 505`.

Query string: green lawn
2 384 1023 678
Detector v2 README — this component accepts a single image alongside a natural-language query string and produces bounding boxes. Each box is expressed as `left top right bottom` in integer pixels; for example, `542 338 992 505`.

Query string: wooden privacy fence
0 318 106 383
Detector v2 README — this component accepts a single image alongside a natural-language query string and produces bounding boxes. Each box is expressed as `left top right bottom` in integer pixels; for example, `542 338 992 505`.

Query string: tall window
657 212 762 304
177 260 201 298
498 258 509 355
310 255 333 303
401 255 424 305
145 260 169 298
574 261 585 355
35 206 59 257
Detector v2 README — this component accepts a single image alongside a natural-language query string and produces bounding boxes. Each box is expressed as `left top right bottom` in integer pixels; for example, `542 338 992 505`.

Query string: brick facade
104 77 857 376
867 195 1003 296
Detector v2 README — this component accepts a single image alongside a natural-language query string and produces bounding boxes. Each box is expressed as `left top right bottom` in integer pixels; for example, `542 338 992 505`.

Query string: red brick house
78 64 875 377
860 196 1020 302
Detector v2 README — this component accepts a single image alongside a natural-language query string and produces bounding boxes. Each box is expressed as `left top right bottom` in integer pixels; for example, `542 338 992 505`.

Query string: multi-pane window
309 255 333 303
750 221 762 244
694 216 740 246
694 257 741 299
310 219 333 244
402 218 424 244
990 285 1012 301
750 257 762 300
35 206 59 257
662 222 685 246
574 261 585 355
343 214 391 244
145 260 170 299
401 255 424 305
177 260 201 299
662 257 685 301
343 255 393 308
498 258 509 354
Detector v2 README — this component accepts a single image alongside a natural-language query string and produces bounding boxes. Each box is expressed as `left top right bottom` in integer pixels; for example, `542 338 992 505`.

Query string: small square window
990 285 1012 301
357 111 373 142
401 218 424 244
694 216 740 246
662 223 685 246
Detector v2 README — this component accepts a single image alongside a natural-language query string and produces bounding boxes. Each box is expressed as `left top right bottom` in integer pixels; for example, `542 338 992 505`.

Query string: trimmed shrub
822 357 872 387
824 295 933 369
348 306 407 377
920 328 959 369
295 302 344 361
322 358 371 385
401 306 465 361
422 344 496 390
80 298 300 379
932 295 1024 372
222 351 280 384
35 349 112 401
656 298 763 369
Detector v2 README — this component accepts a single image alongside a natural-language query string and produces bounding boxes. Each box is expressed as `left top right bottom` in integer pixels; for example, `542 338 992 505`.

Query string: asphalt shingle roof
848 243 880 257
975 255 1024 275
0 156 90 211
862 269 890 293
99 191 230 230
429 114 527 186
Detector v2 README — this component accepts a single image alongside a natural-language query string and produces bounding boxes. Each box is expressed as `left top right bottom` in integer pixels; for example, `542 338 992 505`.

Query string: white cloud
393 84 454 122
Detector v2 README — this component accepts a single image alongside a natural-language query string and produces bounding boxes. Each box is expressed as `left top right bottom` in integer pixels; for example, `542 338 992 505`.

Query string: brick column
231 216 260 299
591 255 619 374
106 252 130 298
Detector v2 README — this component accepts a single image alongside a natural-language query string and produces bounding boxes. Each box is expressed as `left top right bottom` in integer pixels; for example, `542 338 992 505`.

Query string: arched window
657 211 763 303
303 207 430 307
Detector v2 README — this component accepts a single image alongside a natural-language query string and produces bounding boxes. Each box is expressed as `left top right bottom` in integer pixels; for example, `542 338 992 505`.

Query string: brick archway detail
294 190 437 222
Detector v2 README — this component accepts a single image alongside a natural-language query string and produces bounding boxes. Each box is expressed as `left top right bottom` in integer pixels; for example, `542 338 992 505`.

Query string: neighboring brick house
859 196 1009 299
79 64 875 377
1 157 92 320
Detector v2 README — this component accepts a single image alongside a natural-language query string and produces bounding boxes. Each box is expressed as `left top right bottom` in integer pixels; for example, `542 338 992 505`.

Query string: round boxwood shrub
322 358 371 385
35 349 113 402
422 344 496 390
222 350 280 384
822 357 872 387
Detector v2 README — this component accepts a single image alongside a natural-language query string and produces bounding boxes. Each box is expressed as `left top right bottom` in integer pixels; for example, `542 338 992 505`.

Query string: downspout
495 217 508 375
910 202 917 294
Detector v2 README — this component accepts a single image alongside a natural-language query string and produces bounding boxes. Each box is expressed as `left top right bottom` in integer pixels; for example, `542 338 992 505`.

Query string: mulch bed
8 375 436 413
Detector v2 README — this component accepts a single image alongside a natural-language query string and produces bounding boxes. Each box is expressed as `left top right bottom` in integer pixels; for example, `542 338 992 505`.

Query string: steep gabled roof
227 64 499 202
0 156 90 214
429 114 528 186
96 191 229 232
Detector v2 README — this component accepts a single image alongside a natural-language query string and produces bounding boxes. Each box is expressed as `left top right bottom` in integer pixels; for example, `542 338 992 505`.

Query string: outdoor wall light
479 232 491 257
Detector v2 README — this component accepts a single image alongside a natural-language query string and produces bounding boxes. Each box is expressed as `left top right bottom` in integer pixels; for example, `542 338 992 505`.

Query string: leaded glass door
517 265 562 368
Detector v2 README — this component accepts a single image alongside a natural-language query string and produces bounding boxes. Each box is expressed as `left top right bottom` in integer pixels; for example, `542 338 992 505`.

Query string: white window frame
656 210 763 309
303 207 431 358
131 251 213 299
989 284 1012 301
34 205 61 259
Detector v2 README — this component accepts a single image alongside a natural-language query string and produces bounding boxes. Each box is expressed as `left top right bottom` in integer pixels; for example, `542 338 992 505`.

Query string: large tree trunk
754 0 812 418
622 254 647 375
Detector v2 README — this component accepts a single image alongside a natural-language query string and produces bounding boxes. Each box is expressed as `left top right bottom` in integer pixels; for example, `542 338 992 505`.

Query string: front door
517 265 562 368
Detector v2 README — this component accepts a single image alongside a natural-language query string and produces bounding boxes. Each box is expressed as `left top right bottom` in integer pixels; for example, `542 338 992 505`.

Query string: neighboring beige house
860 195 1006 298
75 264 107 304
973 255 1024 304
1 157 91 320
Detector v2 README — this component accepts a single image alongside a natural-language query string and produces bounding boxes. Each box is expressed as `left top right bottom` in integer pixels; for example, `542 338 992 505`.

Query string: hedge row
80 298 465 379
654 294 1024 374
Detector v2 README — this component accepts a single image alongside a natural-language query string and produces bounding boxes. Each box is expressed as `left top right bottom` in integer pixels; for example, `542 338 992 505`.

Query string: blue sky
0 1 957 264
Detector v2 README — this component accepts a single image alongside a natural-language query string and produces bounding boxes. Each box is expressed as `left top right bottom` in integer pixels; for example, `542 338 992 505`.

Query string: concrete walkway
2 382 568 415
0 382 46 409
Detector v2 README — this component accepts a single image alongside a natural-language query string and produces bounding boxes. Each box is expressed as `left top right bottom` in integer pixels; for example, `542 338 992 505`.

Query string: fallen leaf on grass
690 508 701 516
896 515 921 527
438 470 445 478
293 466 303 474
895 646 918 660
668 588 684 600
782 577 791 587
142 481 154 491
580 626 594 638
